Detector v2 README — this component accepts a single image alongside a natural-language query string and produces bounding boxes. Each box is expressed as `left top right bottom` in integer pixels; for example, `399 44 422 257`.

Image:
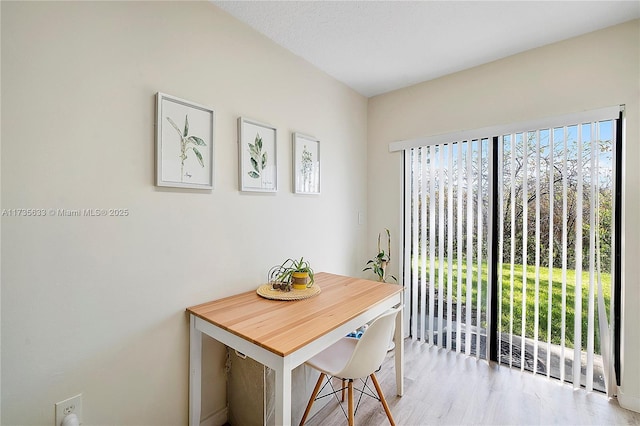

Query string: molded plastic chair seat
300 308 400 426
306 337 359 375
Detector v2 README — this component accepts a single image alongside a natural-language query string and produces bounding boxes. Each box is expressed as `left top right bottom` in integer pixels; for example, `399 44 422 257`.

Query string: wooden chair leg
300 373 326 426
341 379 346 402
371 373 395 426
347 379 354 426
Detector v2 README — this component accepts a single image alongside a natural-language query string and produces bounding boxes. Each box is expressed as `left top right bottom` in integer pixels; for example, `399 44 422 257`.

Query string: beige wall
368 19 640 412
0 2 367 425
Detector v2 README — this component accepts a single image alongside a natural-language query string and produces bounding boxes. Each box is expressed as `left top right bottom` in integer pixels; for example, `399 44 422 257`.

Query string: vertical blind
496 122 616 392
396 106 621 395
404 139 489 357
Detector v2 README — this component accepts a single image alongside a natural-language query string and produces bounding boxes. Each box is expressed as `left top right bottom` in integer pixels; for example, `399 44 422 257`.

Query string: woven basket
257 284 320 301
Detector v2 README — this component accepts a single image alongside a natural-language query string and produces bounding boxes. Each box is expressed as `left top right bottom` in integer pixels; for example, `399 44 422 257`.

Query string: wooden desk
187 272 404 426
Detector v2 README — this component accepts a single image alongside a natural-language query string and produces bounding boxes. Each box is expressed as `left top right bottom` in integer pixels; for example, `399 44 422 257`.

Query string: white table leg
395 307 404 396
189 314 202 426
274 359 293 426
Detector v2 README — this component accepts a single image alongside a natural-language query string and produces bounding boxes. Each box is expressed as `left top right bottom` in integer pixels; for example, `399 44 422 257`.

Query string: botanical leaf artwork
300 144 313 188
248 133 267 180
166 114 206 182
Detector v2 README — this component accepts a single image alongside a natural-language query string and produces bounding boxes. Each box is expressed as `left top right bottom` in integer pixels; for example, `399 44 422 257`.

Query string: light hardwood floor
304 338 640 425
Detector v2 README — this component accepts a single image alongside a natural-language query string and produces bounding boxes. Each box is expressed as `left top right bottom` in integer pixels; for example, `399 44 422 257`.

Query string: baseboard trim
200 406 228 426
618 390 640 414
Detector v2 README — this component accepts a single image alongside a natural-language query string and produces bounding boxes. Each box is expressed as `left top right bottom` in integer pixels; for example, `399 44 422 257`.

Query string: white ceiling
214 1 640 97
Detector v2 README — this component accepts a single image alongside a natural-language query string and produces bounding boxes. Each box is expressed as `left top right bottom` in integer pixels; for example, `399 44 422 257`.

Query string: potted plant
271 257 315 290
363 229 397 283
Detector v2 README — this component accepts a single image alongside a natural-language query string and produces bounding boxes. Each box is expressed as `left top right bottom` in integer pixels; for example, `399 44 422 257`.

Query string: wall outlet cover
55 394 82 426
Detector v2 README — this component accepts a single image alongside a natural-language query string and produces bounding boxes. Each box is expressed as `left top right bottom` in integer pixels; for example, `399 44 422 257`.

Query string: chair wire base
312 374 383 422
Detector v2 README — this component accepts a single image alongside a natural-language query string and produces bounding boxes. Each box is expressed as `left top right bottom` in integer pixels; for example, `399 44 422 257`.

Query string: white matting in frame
238 117 278 192
156 92 214 189
293 132 320 194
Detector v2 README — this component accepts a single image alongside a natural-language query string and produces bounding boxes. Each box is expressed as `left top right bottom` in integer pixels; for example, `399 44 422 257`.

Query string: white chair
299 308 400 426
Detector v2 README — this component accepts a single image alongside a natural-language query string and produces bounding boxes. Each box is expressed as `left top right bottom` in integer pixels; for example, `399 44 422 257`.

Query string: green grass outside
413 258 611 353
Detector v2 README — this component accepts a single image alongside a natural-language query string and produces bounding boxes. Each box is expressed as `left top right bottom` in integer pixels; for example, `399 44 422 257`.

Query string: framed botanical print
156 93 214 189
238 117 278 192
293 132 320 194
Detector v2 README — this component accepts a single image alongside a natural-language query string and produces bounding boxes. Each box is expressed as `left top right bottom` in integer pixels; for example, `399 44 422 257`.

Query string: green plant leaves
188 136 206 146
167 117 182 136
248 133 266 179
365 230 396 282
274 257 314 286
192 147 204 167
166 114 207 181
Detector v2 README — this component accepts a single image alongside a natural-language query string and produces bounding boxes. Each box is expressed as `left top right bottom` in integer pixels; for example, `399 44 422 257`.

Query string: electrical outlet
55 394 82 426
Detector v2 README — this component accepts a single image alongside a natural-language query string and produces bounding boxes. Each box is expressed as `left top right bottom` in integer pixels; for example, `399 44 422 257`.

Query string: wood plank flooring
304 339 640 425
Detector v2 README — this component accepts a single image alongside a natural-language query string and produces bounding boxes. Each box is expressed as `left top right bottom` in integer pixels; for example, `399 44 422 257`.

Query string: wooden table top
186 272 402 357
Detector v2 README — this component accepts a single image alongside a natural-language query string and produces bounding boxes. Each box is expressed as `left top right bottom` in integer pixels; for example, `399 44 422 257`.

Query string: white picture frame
293 132 320 194
156 92 214 189
238 117 278 192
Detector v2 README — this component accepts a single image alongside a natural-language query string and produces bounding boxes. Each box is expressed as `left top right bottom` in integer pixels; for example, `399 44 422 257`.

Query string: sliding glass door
401 109 621 394
405 139 489 357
